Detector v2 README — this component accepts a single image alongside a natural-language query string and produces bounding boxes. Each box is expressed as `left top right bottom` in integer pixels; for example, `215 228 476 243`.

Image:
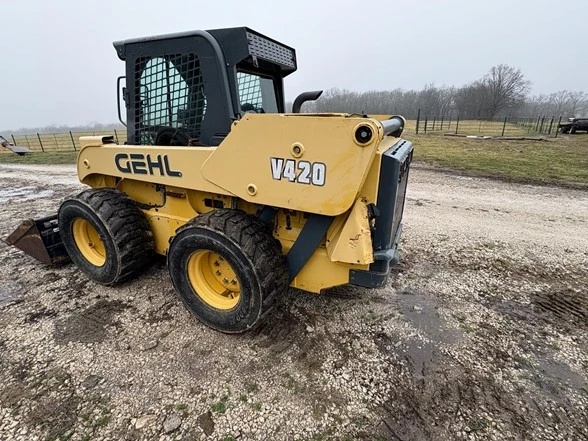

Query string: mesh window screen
237 72 262 110
237 72 278 113
135 54 206 145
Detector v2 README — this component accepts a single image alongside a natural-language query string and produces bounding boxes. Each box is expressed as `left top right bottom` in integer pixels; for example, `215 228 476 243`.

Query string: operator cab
114 27 297 146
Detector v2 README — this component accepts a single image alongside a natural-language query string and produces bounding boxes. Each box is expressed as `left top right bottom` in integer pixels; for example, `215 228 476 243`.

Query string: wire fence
0 112 572 155
414 110 563 138
1 130 127 153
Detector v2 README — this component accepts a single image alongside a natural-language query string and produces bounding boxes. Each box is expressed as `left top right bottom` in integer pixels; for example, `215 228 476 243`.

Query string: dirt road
0 163 586 441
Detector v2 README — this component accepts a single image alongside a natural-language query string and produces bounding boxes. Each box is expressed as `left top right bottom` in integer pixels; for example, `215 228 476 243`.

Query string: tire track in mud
54 299 130 344
533 289 588 328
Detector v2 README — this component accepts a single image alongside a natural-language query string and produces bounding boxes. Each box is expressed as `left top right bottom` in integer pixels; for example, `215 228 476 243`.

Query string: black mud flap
4 214 69 265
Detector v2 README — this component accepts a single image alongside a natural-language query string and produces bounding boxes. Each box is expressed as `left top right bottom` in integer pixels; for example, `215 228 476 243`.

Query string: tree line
8 122 125 136
292 64 587 120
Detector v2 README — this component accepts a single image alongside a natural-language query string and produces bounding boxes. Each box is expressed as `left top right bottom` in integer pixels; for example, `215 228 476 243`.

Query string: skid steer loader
6 27 413 333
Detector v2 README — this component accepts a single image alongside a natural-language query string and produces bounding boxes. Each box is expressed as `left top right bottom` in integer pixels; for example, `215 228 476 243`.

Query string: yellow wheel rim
72 218 106 267
187 250 241 310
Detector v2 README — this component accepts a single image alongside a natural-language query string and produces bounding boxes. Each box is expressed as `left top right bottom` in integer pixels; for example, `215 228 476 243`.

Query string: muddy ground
0 163 586 441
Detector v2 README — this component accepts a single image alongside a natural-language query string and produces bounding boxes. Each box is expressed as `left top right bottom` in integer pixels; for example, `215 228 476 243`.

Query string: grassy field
0 151 78 164
406 133 588 187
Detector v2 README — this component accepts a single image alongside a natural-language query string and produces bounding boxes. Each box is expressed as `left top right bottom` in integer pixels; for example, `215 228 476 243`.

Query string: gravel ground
0 163 586 441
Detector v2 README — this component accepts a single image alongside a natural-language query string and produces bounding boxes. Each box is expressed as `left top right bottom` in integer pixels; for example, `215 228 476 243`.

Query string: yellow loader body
77 113 412 293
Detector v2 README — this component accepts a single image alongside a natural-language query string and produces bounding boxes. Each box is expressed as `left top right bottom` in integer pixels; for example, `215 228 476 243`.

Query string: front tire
58 188 154 285
168 209 288 333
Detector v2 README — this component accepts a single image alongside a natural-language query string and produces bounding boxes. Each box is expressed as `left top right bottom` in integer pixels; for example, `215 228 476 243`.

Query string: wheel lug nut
231 279 237 285
223 277 229 284
213 261 220 267
216 270 222 276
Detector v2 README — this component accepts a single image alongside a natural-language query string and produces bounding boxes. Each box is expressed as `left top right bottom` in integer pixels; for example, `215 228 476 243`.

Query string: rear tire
58 188 154 285
168 209 288 333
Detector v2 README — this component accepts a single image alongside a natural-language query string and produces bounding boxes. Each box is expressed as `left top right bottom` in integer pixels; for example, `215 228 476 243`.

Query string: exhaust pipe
292 90 323 113
5 214 69 265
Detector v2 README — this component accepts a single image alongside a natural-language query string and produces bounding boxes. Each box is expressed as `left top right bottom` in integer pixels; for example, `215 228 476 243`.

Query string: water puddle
0 187 53 204
393 288 464 377
0 283 23 309
396 288 462 345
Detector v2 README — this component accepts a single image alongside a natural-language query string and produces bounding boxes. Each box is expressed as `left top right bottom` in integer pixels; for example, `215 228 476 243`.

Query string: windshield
237 72 278 114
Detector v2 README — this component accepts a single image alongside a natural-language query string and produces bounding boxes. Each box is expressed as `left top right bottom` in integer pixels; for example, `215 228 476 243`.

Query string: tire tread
63 188 154 284
176 209 288 320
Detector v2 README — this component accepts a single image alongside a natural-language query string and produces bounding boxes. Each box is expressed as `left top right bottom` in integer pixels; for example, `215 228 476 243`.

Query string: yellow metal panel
80 136 115 148
145 213 186 255
201 114 384 216
77 144 231 196
117 179 164 207
290 247 367 293
80 174 117 189
327 198 373 265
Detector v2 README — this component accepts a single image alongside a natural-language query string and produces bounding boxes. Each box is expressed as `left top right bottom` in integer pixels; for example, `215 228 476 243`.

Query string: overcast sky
1 0 586 130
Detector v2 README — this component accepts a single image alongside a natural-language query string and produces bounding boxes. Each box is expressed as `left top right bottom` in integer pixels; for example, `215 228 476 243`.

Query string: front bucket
4 214 69 265
0 136 31 155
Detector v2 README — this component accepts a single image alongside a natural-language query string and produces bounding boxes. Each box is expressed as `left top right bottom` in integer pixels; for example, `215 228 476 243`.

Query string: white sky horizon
1 0 585 130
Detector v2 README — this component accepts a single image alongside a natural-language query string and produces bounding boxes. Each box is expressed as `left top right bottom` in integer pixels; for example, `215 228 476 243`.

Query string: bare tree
453 81 487 118
481 64 531 117
548 90 570 116
567 91 587 116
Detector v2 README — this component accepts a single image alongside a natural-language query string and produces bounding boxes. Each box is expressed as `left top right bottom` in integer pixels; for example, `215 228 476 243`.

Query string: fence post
547 116 554 135
448 117 452 130
432 116 436 131
535 116 541 131
24 134 30 148
540 116 546 133
69 131 77 151
455 116 460 135
478 120 482 133
53 133 59 151
554 116 562 138
114 129 119 144
501 116 507 137
415 109 420 134
37 133 45 152
424 116 428 134
11 134 16 145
